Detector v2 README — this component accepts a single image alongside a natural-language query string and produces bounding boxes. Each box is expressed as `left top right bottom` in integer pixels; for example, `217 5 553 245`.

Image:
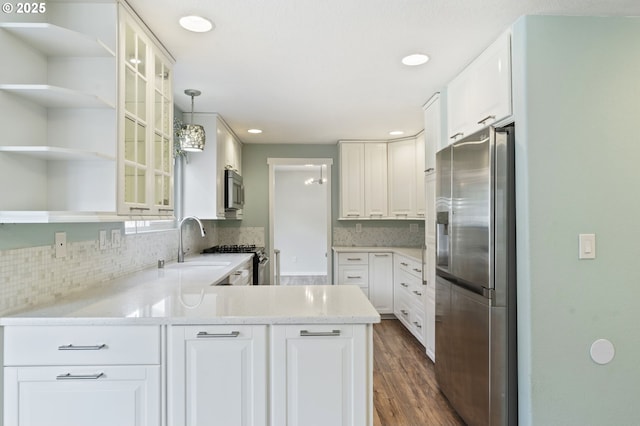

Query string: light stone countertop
0 253 380 326
332 246 423 262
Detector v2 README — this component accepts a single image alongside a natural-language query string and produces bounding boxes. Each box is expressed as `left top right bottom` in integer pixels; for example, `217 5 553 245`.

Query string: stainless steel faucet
178 216 206 263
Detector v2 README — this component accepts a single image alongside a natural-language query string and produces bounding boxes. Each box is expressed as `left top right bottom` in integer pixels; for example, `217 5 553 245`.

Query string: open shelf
0 146 115 161
0 84 115 109
0 22 115 57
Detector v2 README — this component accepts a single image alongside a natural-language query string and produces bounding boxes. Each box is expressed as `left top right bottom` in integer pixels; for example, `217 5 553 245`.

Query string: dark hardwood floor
373 319 465 426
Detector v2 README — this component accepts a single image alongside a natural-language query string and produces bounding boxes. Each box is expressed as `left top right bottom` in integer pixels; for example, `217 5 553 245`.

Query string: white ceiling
127 0 640 145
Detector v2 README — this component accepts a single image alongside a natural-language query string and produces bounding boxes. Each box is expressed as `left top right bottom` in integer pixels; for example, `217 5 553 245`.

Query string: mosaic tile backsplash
333 224 424 248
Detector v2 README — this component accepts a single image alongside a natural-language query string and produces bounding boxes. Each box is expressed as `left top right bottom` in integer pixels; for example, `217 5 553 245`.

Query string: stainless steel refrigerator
435 125 517 426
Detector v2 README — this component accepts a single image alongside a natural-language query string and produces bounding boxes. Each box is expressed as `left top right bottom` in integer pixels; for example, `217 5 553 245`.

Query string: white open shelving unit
0 3 119 222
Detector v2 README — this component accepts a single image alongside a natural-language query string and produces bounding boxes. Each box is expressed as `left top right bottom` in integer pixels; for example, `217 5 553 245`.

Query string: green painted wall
513 16 640 425
0 223 123 251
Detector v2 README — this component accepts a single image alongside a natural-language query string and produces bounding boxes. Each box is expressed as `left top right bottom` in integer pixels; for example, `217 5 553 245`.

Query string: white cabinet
447 30 511 142
270 324 371 426
118 5 174 217
363 143 388 218
423 93 441 171
335 252 369 297
393 255 426 345
415 133 426 218
339 142 387 219
3 325 161 426
0 2 118 222
387 138 417 218
183 113 243 220
368 253 394 314
169 325 268 426
334 251 393 314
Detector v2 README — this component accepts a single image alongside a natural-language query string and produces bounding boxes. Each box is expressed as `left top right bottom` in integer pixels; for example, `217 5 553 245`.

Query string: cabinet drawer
4 325 161 366
396 255 423 279
337 252 368 265
338 265 368 287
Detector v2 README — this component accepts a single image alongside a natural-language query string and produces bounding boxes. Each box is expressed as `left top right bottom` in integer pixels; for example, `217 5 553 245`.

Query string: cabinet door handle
300 330 341 337
129 207 151 211
197 331 240 338
450 132 464 140
346 214 360 217
58 344 106 351
477 114 496 125
56 372 105 380
413 290 423 296
347 275 362 279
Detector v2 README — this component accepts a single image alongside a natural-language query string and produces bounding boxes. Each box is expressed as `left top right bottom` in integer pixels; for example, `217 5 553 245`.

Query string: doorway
268 158 333 285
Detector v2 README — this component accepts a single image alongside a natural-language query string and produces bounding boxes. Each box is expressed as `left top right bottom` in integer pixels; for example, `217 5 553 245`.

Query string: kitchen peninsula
0 255 380 426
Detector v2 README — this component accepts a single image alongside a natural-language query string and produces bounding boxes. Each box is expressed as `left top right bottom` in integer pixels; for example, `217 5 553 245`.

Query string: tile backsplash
333 223 424 247
0 225 218 316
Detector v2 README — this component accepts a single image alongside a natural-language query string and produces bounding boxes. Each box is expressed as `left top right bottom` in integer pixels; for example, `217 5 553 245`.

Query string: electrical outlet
111 229 121 248
99 230 107 250
55 232 67 258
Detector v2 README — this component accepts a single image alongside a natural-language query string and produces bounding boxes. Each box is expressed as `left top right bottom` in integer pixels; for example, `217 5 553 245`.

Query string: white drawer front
4 325 161 366
338 265 368 287
396 255 423 279
337 252 368 265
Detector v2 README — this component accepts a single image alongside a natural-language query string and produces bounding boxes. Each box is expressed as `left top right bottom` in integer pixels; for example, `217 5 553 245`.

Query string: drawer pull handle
413 290 423 296
401 283 409 288
374 254 389 257
347 258 362 261
450 132 464 140
401 309 409 316
56 372 105 380
477 114 496 125
197 331 240 338
346 214 360 217
400 262 409 266
413 322 423 329
347 275 362 279
300 330 341 337
413 268 422 273
58 344 106 351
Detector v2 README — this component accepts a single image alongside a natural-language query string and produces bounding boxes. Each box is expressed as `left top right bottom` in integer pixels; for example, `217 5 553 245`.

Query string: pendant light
305 165 326 185
178 89 206 152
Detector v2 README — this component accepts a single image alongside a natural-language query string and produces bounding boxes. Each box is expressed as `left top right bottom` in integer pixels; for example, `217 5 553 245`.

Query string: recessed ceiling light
179 15 214 33
248 129 263 134
401 53 430 66
389 130 404 136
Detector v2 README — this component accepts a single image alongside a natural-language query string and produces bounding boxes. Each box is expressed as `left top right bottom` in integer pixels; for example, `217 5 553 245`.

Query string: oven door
225 170 244 210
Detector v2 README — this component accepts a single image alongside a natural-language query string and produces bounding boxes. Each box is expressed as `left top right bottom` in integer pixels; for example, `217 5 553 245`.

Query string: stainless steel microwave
224 169 244 210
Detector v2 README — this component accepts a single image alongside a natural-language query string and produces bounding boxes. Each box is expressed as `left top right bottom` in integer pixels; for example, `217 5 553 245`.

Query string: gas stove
201 245 269 285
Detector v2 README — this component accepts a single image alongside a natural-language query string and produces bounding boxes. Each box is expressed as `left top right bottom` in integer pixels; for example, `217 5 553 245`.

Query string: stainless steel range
202 245 269 285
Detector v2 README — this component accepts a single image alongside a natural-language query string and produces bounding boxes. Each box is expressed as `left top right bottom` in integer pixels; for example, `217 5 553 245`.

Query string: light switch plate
111 229 121 248
579 233 596 259
99 230 107 250
55 232 67 258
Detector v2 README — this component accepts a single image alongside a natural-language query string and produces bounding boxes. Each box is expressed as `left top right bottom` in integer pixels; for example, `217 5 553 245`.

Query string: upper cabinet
183 113 243 220
0 1 174 222
447 30 512 143
118 4 174 217
339 137 424 220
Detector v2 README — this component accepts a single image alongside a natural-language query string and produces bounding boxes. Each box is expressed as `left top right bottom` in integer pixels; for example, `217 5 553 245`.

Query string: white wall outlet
579 233 596 259
99 230 107 250
355 223 362 233
410 223 419 233
111 229 121 248
55 232 67 258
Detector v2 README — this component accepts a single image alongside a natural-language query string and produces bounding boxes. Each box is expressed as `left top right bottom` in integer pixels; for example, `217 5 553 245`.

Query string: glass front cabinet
119 4 174 217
